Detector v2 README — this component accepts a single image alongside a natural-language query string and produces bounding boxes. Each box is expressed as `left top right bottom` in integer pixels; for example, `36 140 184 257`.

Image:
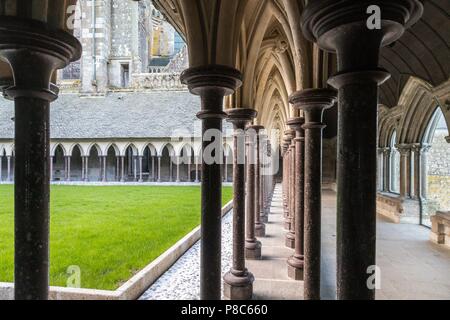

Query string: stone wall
428 129 450 211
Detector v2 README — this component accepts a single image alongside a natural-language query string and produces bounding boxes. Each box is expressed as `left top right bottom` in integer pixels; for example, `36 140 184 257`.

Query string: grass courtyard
0 185 233 290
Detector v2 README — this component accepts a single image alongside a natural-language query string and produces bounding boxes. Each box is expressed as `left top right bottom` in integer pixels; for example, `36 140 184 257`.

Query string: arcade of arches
0 0 449 300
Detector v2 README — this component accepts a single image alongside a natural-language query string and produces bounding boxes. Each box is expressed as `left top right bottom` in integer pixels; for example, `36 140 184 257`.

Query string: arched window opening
389 131 400 193
71 145 83 181
422 108 450 227
53 145 66 181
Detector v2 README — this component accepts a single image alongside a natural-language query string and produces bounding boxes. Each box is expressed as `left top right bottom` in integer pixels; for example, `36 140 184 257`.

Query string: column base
261 214 268 223
287 255 304 280
284 221 291 231
255 223 266 237
245 241 262 260
285 232 295 249
223 271 254 300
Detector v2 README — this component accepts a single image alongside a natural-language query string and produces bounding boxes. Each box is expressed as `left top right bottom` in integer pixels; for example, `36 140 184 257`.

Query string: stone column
383 148 391 192
152 156 155 182
397 145 411 198
120 156 125 182
6 156 11 181
286 128 296 249
420 145 431 199
139 156 144 183
223 108 257 300
63 156 68 181
102 156 107 182
84 156 90 182
133 156 138 181
301 0 422 300
290 89 336 300
245 127 262 260
81 156 85 181
115 156 119 181
0 18 80 299
49 157 53 182
259 135 268 223
157 156 161 182
176 156 180 182
286 117 305 280
224 155 228 182
250 125 266 237
181 65 242 300
195 157 199 182
67 156 71 182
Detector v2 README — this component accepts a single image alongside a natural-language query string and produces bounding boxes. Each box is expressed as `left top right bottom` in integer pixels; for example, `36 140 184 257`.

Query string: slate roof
0 91 232 139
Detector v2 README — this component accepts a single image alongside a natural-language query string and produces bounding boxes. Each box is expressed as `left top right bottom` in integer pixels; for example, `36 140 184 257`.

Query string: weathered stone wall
428 129 450 211
428 129 450 175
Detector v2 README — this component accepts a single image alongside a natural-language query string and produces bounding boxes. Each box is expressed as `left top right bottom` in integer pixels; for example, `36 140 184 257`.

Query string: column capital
396 144 413 154
290 89 337 128
0 18 81 101
287 117 305 140
226 108 257 130
411 143 432 153
180 64 242 97
301 0 423 53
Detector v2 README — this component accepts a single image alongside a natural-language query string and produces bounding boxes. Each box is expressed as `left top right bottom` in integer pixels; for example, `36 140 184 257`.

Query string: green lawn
0 185 232 290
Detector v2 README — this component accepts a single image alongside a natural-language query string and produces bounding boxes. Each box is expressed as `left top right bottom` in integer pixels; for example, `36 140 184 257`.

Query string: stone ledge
430 211 450 249
376 192 420 224
0 200 234 300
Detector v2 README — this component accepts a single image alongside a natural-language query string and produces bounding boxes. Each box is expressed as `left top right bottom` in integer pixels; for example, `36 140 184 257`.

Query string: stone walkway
140 212 233 300
140 184 450 300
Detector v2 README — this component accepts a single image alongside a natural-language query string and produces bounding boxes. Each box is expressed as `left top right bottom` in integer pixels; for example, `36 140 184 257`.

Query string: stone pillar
290 89 336 300
120 156 125 182
301 0 422 300
102 156 107 182
398 145 411 198
81 156 85 181
67 156 71 182
84 156 90 182
286 128 296 249
250 125 266 237
195 157 199 182
49 157 54 182
245 127 262 260
0 18 80 300
223 108 257 300
115 156 119 181
157 156 161 182
139 156 144 183
420 145 431 199
176 156 180 182
6 156 11 181
133 156 138 181
152 156 155 182
283 134 294 230
382 148 391 192
286 117 305 280
224 155 228 182
181 65 242 300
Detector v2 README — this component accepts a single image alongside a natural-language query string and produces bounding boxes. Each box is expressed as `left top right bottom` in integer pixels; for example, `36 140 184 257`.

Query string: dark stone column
0 18 80 300
245 128 262 260
250 125 266 237
223 108 257 300
286 128 296 249
290 89 337 300
301 0 423 300
181 65 242 300
286 117 305 280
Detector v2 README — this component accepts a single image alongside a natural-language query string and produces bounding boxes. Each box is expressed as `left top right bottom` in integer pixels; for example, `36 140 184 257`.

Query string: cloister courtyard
0 185 232 290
